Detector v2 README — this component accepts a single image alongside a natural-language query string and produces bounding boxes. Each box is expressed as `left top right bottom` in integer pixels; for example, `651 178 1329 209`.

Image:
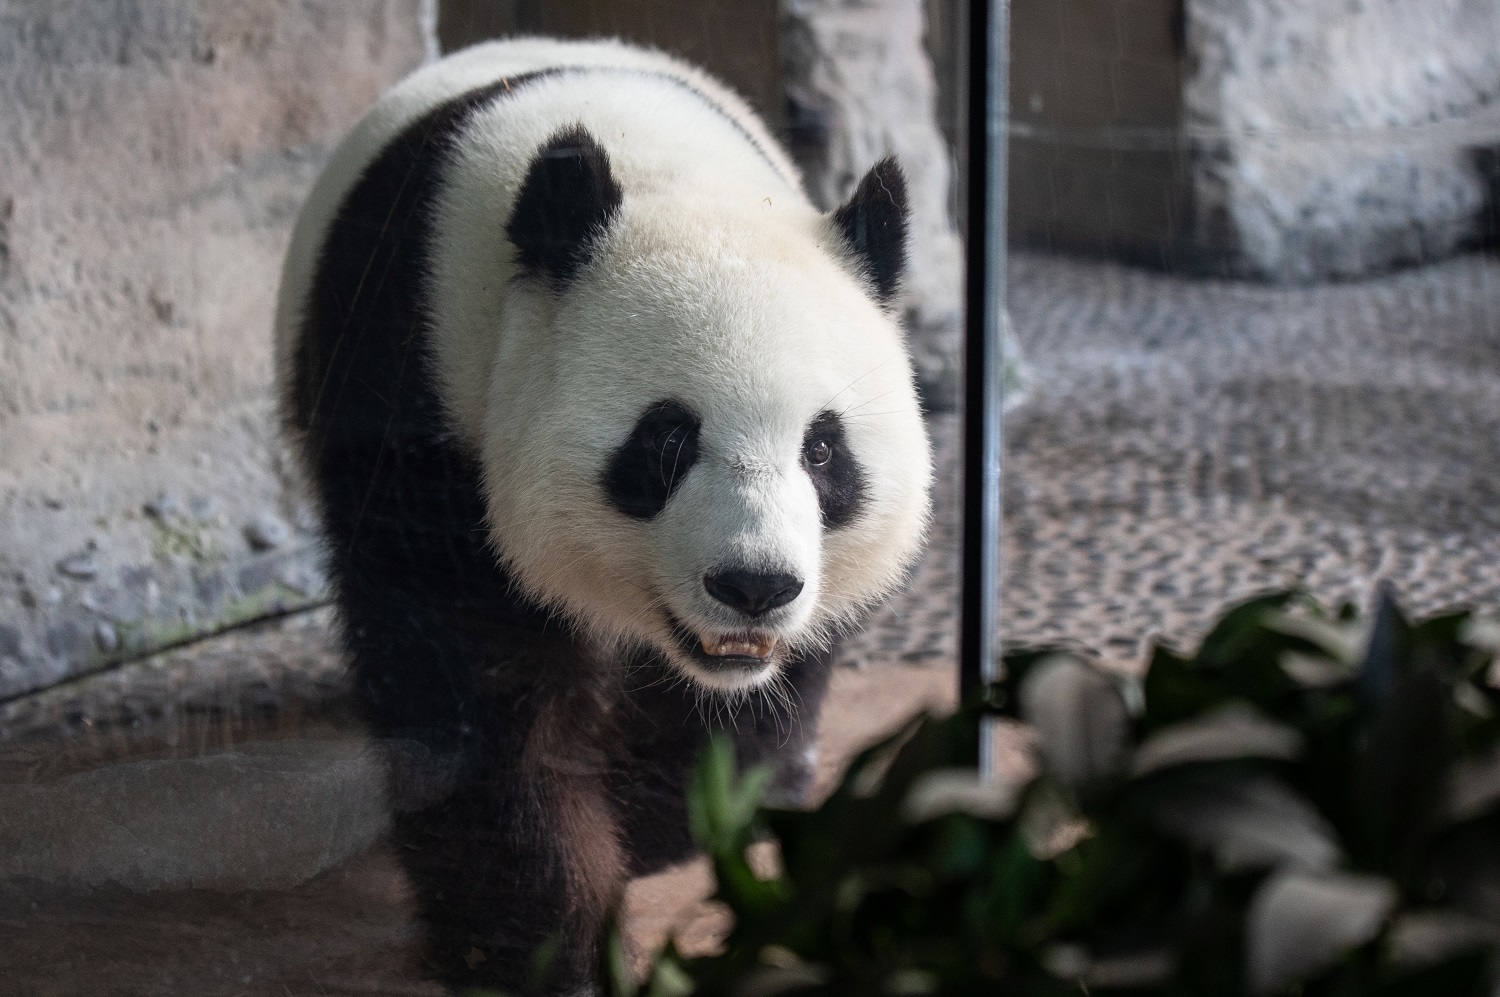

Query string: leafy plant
616 587 1500 996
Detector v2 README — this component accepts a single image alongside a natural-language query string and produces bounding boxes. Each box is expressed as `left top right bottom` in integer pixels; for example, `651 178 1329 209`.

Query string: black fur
804 410 867 529
506 124 623 284
292 77 833 995
602 400 701 520
831 157 910 306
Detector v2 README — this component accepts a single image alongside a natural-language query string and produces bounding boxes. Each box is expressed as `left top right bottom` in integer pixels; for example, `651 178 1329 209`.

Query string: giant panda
276 37 932 994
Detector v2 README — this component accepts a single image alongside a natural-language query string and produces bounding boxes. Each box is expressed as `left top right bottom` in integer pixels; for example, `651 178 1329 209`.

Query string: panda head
447 125 932 693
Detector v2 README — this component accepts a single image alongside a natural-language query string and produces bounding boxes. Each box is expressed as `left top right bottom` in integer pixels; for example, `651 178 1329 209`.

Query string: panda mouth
700 632 779 660
667 615 782 670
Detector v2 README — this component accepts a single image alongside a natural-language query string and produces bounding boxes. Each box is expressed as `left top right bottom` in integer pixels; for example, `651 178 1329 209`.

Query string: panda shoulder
272 42 531 421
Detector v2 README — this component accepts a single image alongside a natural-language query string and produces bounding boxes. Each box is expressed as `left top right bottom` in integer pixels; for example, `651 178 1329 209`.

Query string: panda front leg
611 645 839 878
354 614 627 995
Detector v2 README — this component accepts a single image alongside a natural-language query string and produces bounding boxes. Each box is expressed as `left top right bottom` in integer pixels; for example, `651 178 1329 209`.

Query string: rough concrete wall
0 1 433 700
783 0 965 409
1187 0 1500 282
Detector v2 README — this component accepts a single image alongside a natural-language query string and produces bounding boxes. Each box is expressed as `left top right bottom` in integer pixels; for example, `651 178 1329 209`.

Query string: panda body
277 38 931 993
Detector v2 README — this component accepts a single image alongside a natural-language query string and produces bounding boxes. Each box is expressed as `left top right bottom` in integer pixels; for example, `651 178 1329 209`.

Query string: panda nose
703 570 804 618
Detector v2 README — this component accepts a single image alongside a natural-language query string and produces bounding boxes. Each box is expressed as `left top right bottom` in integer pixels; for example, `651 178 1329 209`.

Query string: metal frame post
960 0 1009 720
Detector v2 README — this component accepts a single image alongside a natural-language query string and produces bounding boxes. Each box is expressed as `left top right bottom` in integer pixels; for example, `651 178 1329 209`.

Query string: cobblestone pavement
857 249 1500 676
997 250 1500 668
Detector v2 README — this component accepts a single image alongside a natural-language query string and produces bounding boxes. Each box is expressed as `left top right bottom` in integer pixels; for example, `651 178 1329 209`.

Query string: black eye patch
603 400 701 520
803 410 866 529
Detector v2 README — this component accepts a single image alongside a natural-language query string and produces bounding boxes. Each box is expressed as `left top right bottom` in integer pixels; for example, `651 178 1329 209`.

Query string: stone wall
0 2 433 700
442 0 785 136
1187 0 1500 282
1008 0 1500 282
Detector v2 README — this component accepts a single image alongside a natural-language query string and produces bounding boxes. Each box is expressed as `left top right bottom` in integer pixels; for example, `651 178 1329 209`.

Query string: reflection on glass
4 0 1496 992
0 2 966 993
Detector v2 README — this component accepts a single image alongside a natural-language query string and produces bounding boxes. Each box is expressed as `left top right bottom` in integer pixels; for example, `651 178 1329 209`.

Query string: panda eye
804 438 833 467
653 424 689 453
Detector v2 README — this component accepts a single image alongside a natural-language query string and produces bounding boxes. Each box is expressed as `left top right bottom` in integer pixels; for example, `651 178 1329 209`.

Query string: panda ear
830 157 909 306
506 125 623 284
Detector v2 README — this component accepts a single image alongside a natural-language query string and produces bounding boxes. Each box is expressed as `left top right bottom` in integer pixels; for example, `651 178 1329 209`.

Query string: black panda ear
506 124 623 284
830 157 909 306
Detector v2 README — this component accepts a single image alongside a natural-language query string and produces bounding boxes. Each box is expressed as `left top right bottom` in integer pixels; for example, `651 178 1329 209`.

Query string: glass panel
0 3 974 992
1003 0 1499 665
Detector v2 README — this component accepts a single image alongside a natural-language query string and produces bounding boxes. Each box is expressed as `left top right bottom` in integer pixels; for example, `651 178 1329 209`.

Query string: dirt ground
3 249 1498 994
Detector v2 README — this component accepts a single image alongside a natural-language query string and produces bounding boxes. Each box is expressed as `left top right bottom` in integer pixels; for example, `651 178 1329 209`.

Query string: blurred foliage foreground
523 588 1500 996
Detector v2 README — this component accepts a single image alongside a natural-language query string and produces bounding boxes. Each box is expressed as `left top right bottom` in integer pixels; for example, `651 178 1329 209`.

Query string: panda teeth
701 634 778 660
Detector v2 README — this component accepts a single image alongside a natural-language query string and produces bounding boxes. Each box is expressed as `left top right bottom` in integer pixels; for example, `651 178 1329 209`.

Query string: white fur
279 39 932 690
274 38 794 415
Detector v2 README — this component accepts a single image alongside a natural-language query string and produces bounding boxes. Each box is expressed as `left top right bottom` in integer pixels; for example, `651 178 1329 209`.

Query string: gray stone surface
0 1 435 701
1008 0 1500 282
1186 0 1500 282
0 606 349 748
0 737 386 892
782 0 966 408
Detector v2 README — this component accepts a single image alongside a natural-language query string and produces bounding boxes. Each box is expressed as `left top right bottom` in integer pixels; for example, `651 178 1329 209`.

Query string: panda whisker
836 387 902 418
818 353 901 413
660 428 689 489
527 544 612 593
625 661 685 696
759 671 797 743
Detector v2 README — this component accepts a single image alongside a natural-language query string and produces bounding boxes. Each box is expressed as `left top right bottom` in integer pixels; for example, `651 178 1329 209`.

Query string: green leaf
618 588 1500 997
1369 953 1491 997
1019 654 1132 799
1130 702 1303 778
1359 583 1412 708
1356 666 1452 869
645 951 697 997
689 735 771 858
605 928 639 997
1142 645 1226 730
1194 591 1299 671
1244 870 1396 995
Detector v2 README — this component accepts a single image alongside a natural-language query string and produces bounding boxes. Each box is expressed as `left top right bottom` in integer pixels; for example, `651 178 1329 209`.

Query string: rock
0 1 431 700
94 620 119 654
1009 0 1500 282
187 495 221 522
782 0 966 409
244 512 291 552
0 623 21 659
143 492 183 519
1186 0 1500 282
55 549 100 581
